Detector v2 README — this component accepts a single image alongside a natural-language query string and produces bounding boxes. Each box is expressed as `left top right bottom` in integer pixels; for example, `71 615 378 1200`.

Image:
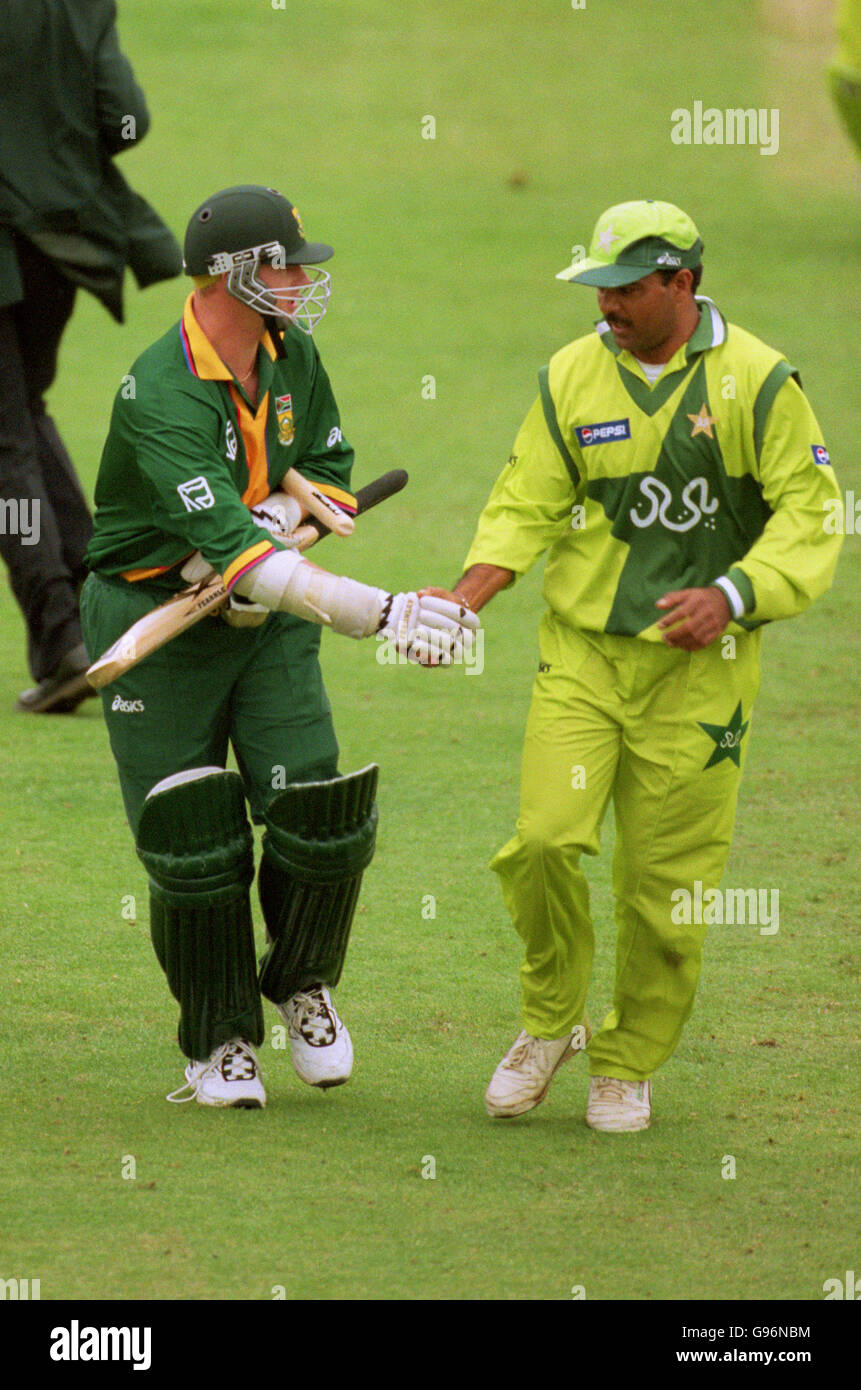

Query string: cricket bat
282 467 355 537
86 469 408 690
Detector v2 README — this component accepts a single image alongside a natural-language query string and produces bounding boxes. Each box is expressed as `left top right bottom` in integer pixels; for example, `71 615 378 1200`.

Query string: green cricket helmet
183 184 333 334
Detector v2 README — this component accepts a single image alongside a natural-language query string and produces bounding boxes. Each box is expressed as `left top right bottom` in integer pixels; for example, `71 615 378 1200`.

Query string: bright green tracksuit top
464 298 843 639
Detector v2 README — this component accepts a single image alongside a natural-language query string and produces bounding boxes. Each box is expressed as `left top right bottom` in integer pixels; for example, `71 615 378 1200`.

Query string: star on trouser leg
698 700 749 769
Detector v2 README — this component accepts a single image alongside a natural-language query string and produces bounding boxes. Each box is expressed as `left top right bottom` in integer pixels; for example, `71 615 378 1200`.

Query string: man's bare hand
656 586 732 650
418 587 467 605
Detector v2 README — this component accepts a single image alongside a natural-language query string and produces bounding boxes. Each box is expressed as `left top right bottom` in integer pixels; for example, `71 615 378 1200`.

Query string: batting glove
250 492 304 546
380 593 480 666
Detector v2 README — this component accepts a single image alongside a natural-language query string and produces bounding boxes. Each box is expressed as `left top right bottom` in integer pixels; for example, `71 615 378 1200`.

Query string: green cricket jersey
86 294 356 592
464 298 843 639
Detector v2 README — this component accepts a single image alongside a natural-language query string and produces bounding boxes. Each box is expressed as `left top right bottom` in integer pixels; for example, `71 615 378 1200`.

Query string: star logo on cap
687 404 717 439
598 225 621 253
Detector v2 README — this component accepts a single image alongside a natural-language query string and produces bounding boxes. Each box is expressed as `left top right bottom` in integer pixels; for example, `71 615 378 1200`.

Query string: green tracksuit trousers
491 614 762 1081
80 572 339 835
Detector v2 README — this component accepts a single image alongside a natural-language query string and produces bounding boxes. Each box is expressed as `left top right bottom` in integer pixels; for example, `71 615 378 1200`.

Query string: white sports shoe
586 1075 651 1132
167 1038 266 1108
276 984 353 1088
485 1025 590 1117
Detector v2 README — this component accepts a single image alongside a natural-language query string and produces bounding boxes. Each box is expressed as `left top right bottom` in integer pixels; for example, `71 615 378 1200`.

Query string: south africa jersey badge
275 393 295 447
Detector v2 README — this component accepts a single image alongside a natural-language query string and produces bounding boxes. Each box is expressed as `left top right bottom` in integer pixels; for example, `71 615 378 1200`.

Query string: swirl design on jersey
629 475 719 532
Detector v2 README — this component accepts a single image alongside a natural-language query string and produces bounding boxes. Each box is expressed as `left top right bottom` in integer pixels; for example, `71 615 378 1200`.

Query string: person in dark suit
0 0 182 712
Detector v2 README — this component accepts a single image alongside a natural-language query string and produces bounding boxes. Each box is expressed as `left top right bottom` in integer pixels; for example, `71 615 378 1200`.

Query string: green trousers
491 614 762 1081
80 573 339 835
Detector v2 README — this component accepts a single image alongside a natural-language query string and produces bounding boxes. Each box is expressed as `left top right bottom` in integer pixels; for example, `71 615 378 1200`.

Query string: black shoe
16 643 97 714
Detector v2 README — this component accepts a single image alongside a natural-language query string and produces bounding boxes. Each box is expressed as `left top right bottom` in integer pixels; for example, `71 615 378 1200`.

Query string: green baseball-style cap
183 184 333 276
556 199 703 287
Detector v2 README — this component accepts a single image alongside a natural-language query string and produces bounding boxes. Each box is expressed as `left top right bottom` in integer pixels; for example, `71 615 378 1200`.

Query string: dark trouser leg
0 237 90 680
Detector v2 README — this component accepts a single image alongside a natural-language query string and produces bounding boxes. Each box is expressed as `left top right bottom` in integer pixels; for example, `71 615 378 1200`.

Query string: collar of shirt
179 293 279 403
594 296 728 377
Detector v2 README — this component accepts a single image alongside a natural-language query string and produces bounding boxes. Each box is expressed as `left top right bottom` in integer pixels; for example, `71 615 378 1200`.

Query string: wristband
712 575 746 620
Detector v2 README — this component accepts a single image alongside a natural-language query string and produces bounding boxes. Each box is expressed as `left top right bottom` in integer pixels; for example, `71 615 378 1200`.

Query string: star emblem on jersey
699 701 749 769
687 403 717 439
598 225 621 253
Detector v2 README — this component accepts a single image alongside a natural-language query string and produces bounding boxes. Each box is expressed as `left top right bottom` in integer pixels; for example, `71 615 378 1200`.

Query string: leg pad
136 768 263 1060
258 764 378 1002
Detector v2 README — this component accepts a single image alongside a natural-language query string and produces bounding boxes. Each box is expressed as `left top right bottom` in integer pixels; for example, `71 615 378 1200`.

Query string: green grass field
1 0 858 1303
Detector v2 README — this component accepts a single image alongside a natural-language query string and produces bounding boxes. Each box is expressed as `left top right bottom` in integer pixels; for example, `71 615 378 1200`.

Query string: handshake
182 488 481 669
377 590 479 667
249 489 481 666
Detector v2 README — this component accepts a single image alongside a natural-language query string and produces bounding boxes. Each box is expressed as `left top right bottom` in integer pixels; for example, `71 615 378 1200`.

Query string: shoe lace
592 1076 630 1104
505 1035 538 1069
293 986 336 1039
220 1042 258 1082
166 1039 258 1103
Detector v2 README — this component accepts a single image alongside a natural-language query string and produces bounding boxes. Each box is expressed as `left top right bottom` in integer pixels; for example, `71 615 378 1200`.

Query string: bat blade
85 575 228 689
86 469 409 689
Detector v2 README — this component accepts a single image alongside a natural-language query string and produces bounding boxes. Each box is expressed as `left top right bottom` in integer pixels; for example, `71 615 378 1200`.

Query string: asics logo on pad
111 695 145 713
576 419 631 447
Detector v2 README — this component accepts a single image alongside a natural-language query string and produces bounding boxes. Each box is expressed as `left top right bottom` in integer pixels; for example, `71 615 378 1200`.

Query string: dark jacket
0 0 182 321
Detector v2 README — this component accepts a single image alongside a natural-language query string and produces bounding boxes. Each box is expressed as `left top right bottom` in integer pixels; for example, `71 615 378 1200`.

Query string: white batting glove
380 593 480 666
250 492 304 546
221 593 269 627
180 550 216 584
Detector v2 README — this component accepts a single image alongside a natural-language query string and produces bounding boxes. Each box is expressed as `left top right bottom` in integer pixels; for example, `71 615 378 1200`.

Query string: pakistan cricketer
427 200 843 1132
81 185 477 1107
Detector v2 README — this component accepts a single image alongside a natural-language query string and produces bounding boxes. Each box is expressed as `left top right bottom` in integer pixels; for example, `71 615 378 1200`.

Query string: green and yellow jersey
85 295 355 592
464 298 843 639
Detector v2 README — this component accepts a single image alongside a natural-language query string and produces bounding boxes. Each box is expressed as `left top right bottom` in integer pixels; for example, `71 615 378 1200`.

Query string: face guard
206 240 331 335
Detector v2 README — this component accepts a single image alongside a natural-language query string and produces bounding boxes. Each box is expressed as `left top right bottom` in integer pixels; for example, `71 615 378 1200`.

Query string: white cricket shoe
586 1075 651 1132
276 984 353 1088
485 1025 590 1118
167 1038 266 1108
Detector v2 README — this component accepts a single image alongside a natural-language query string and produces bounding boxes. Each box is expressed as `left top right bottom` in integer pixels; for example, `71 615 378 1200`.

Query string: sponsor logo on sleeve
177 476 216 511
812 445 831 467
225 420 238 461
575 418 631 447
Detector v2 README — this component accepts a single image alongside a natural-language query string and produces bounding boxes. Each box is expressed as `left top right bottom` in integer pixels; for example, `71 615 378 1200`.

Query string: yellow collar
181 294 279 381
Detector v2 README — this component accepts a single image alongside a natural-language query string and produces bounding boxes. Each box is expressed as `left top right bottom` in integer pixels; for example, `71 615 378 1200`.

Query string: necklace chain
232 354 257 385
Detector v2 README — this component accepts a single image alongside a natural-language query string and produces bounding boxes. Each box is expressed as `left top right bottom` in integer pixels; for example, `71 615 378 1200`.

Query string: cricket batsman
427 200 843 1132
81 185 477 1107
